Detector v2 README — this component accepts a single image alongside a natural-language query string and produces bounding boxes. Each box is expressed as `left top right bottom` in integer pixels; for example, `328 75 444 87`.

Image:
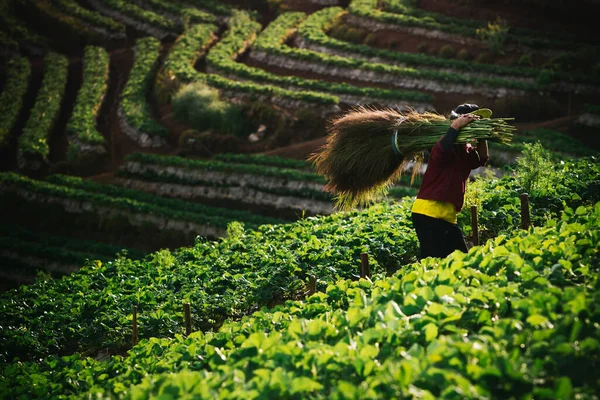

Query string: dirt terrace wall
576 113 600 127
344 13 567 58
205 65 432 112
118 177 335 216
117 107 166 148
0 185 226 238
247 49 526 98
86 0 172 39
294 36 600 96
2 251 80 275
120 161 335 215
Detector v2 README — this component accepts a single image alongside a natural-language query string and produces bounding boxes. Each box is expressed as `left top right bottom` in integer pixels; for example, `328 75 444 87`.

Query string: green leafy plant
172 82 249 137
0 57 30 148
121 37 168 137
18 52 68 162
476 17 510 54
514 142 560 195
67 45 110 155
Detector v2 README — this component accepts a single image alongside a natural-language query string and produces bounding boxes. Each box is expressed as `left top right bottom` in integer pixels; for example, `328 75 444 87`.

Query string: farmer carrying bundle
310 103 515 259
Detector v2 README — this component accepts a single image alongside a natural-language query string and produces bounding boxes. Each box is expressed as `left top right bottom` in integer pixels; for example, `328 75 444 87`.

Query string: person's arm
439 114 480 150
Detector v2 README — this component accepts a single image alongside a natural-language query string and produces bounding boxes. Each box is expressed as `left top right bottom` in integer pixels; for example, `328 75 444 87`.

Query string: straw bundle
309 106 514 210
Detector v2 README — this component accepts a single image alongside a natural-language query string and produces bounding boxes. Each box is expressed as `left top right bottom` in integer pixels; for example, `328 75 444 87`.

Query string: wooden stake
520 193 531 230
360 252 370 279
308 275 316 295
471 205 479 246
132 305 138 346
184 303 192 336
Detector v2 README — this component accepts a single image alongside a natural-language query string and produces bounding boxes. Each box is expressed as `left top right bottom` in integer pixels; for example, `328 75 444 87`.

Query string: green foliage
121 37 168 137
99 0 177 31
515 142 560 195
42 173 283 228
119 152 416 203
18 52 68 161
163 23 338 106
54 0 125 33
287 8 553 92
0 0 49 49
354 0 592 50
67 46 109 152
207 11 431 104
140 0 218 25
172 82 250 137
212 153 312 170
0 223 145 260
0 197 418 363
0 56 30 148
476 17 509 55
1 202 599 397
26 0 111 43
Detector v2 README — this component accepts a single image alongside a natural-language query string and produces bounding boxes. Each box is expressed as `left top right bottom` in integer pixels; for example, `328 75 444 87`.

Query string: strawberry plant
0 56 30 148
1 202 598 398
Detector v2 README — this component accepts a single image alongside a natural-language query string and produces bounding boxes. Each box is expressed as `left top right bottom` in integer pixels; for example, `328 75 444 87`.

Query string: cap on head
450 103 480 119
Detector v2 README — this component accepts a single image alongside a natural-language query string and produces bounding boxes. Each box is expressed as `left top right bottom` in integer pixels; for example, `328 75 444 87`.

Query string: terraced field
1 0 599 398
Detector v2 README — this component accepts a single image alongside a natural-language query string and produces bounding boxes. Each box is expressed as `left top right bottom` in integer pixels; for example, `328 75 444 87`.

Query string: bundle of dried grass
309 106 514 210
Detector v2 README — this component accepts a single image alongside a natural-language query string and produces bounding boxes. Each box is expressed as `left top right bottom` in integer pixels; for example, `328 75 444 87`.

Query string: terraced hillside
0 0 598 286
1 0 600 397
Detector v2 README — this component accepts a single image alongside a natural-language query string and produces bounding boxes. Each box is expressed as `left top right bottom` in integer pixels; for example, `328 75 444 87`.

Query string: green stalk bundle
310 106 515 210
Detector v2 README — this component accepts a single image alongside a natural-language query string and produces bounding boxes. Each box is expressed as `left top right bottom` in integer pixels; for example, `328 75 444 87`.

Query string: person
411 103 489 259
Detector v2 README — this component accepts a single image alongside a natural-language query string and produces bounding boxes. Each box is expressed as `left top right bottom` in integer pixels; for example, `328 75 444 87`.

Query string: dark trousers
411 213 468 260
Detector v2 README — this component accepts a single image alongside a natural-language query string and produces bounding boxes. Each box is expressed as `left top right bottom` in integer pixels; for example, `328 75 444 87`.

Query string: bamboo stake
132 305 138 346
520 193 531 230
308 275 316 295
184 303 192 336
471 205 479 246
360 252 371 279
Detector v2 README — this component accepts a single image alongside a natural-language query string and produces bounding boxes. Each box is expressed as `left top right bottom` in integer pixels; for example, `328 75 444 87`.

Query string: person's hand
451 113 480 130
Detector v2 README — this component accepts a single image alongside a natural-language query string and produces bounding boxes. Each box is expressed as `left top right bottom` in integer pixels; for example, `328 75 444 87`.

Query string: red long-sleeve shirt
416 130 488 212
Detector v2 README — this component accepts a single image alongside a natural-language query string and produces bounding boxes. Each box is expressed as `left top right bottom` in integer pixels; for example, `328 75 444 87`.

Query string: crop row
380 0 597 49
0 1 49 51
0 189 598 397
0 156 596 365
122 153 419 204
350 0 594 51
17 52 68 164
44 173 284 227
211 152 421 188
120 37 168 140
0 57 30 148
0 31 18 53
67 46 110 155
124 152 325 184
297 7 599 87
0 172 284 252
254 12 551 94
162 22 339 107
0 192 419 362
213 153 313 170
55 0 125 33
488 128 597 165
207 11 433 104
135 0 218 25
0 236 110 275
25 0 120 43
95 0 177 32
0 223 145 260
